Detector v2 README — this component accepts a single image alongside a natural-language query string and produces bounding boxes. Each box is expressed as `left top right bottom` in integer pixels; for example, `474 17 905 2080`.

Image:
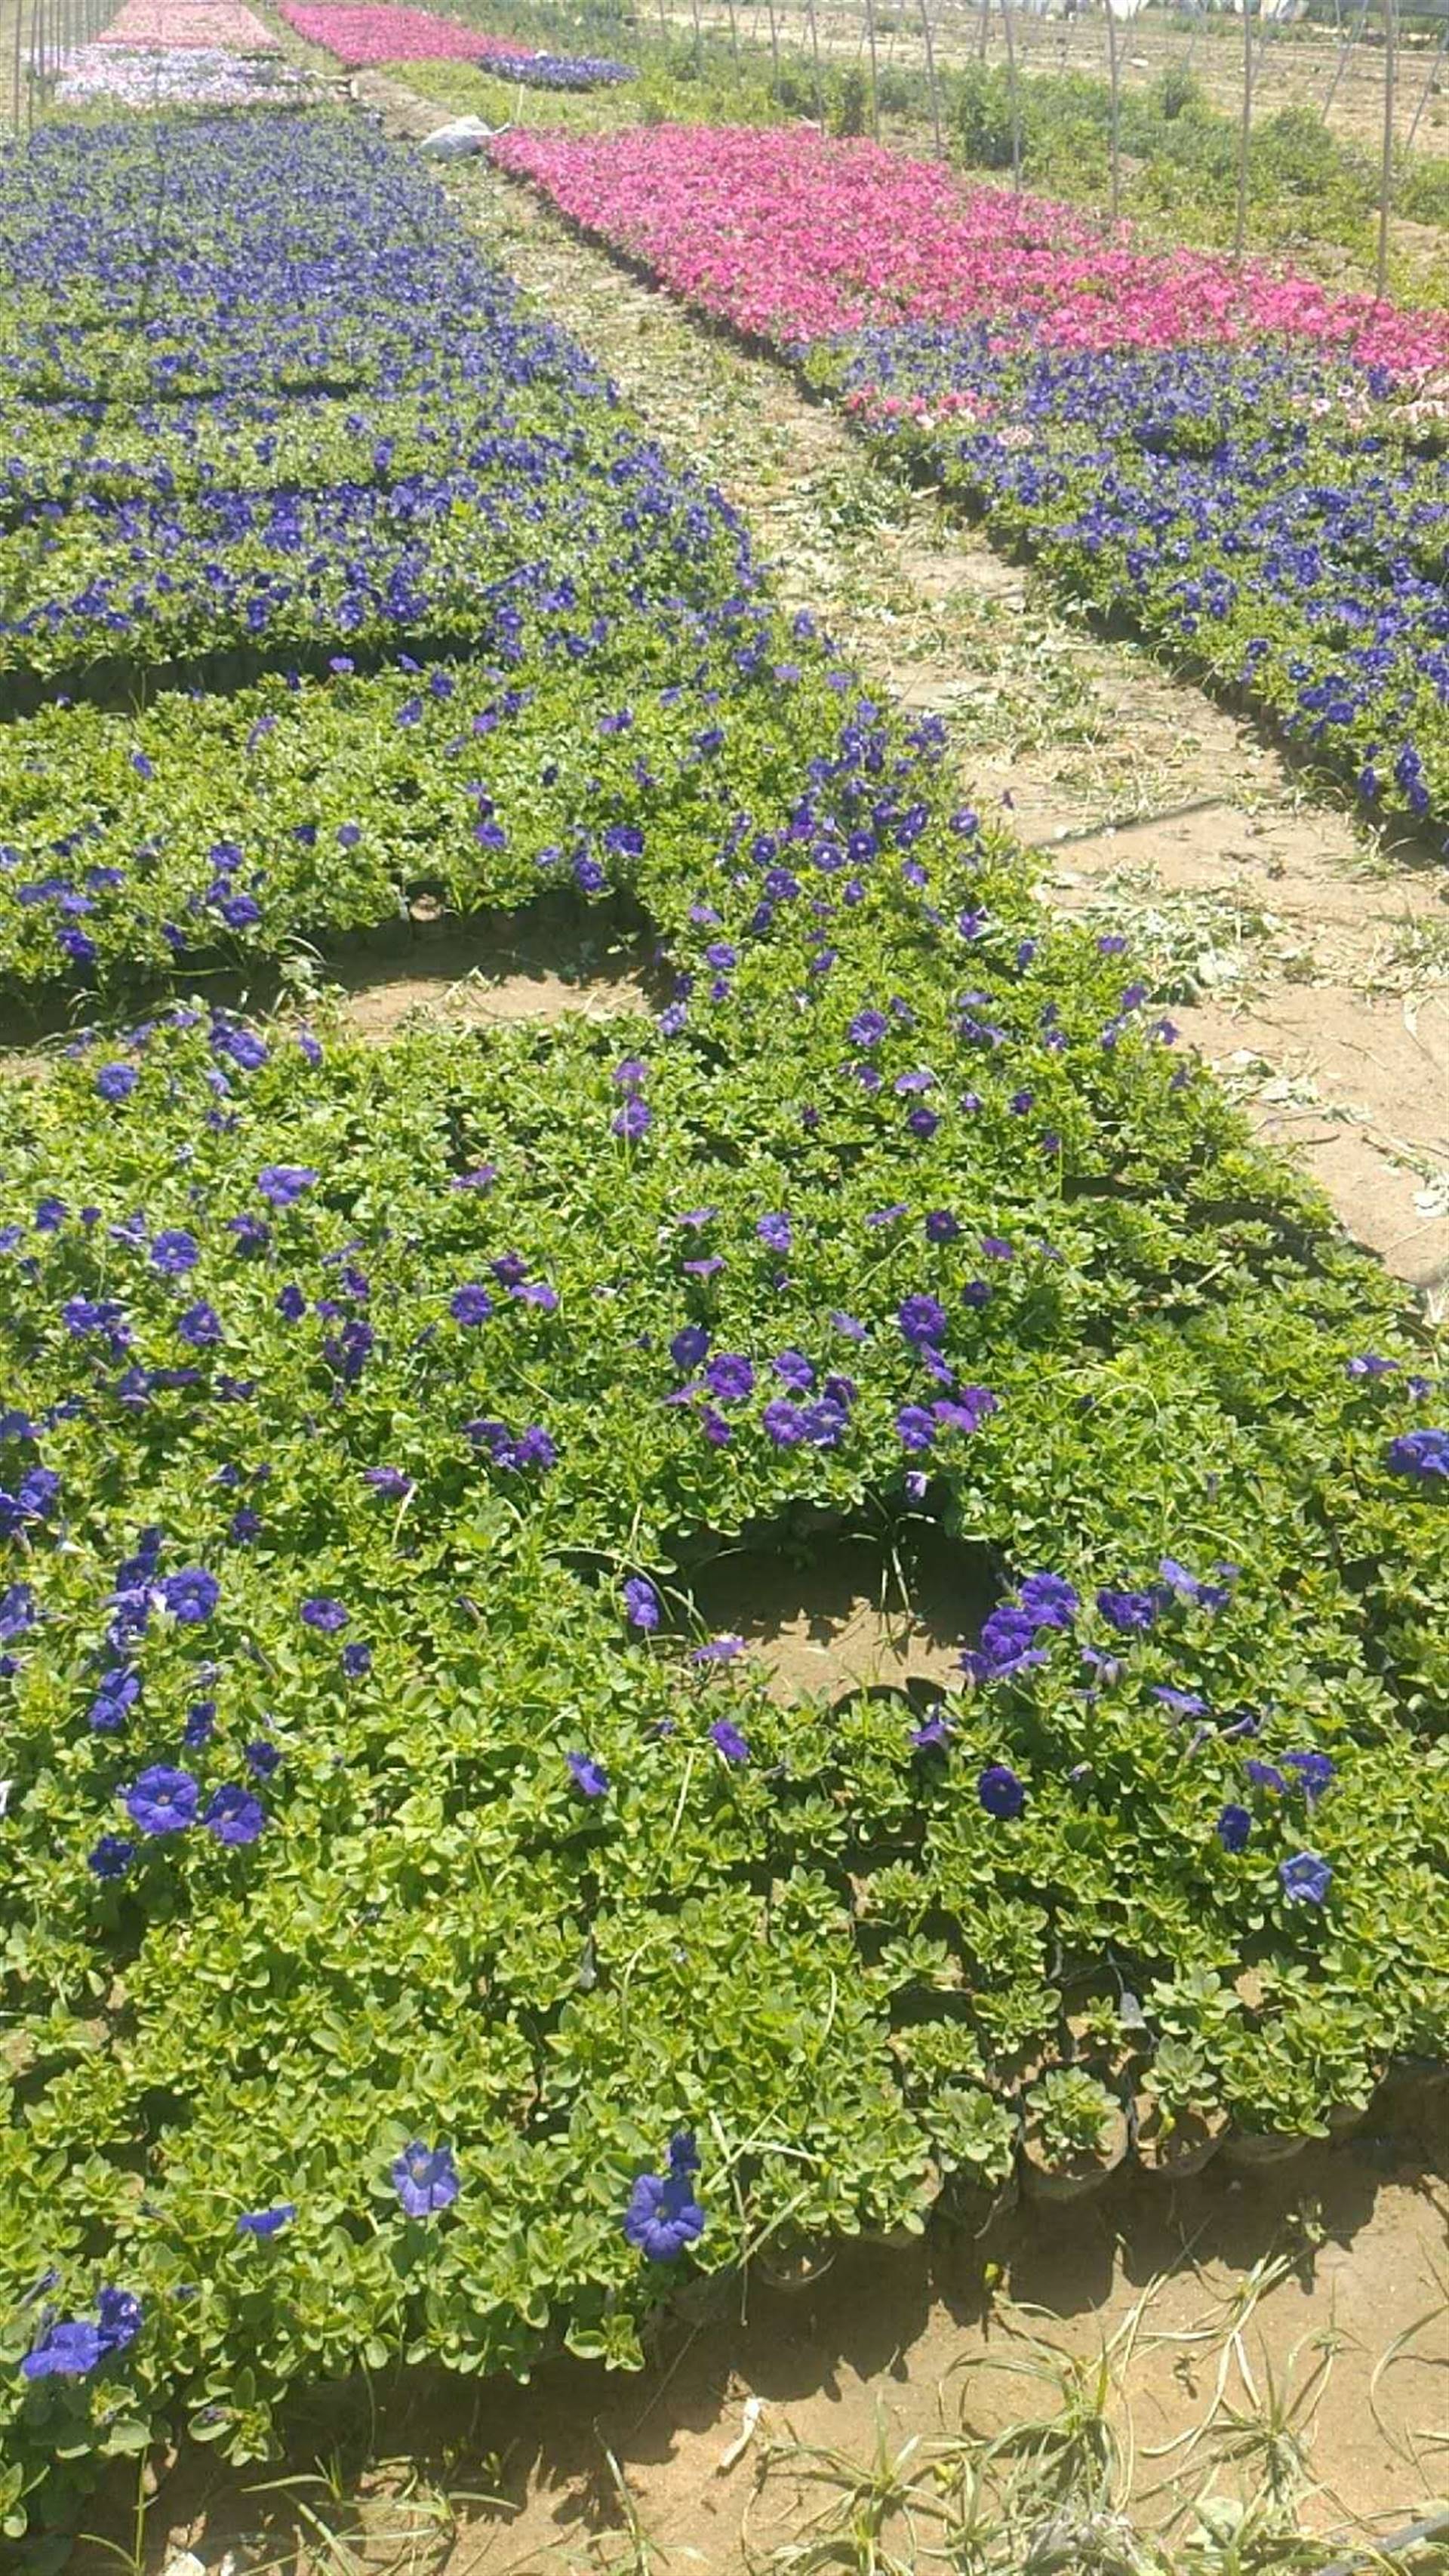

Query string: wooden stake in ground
999 0 1022 188
1405 12 1449 149
1377 0 1397 298
764 0 781 95
1234 0 1254 259
864 0 880 134
804 0 825 118
1105 0 1121 223
919 0 943 151
689 0 704 78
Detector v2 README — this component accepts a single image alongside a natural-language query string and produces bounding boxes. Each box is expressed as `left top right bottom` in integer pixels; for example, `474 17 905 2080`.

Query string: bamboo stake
1321 0 1367 123
1377 0 1396 298
1233 0 1253 259
805 0 824 118
1000 0 1020 187
919 0 943 150
764 0 780 92
1404 11 1447 151
863 0 879 133
1106 0 1121 226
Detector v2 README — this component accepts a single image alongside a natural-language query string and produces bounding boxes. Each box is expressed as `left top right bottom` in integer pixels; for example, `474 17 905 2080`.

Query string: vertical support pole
1377 0 1397 297
863 0 879 133
919 0 943 149
1234 0 1253 258
1106 0 1121 225
805 0 823 116
1405 14 1448 151
1000 0 1021 188
764 0 780 92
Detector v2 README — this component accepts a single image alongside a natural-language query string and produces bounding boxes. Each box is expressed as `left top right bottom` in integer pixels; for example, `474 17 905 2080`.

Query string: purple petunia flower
151 1230 200 1276
1017 1572 1078 1630
364 1467 413 1501
568 1751 609 1799
612 1097 653 1140
449 1283 494 1326
897 1292 948 1350
977 1762 1025 1820
342 1642 373 1679
623 1577 661 1633
300 1596 349 1633
1216 1803 1252 1853
96 1064 137 1102
709 1719 750 1763
1388 1427 1449 1480
623 2138 704 2262
392 2141 459 2217
756 1212 792 1254
1282 1750 1336 1802
257 1166 318 1208
1279 1851 1332 1905
125 1766 199 1836
88 1833 135 1880
236 2205 296 2238
704 1353 754 1405
1097 1589 1158 1636
670 1323 709 1372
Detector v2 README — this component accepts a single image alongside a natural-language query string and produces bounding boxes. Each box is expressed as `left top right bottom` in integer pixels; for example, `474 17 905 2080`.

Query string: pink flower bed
97 0 278 45
492 124 1449 377
276 3 534 66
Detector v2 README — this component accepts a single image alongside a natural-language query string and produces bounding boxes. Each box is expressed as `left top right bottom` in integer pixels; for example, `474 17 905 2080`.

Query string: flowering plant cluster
276 2 632 84
57 44 315 105
2 111 1447 2536
494 125 1449 833
97 0 279 48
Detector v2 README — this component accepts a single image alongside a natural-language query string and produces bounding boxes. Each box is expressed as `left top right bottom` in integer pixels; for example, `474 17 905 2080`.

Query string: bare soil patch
685 1521 989 1700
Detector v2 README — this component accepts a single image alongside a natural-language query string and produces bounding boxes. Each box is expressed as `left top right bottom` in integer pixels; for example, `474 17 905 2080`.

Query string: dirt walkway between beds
351 75 1449 1301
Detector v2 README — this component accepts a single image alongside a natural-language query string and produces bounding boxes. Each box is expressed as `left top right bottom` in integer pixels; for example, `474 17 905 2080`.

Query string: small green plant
1024 2070 1121 2168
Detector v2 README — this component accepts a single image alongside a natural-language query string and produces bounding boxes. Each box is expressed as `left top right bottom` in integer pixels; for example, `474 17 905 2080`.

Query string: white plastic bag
419 115 497 159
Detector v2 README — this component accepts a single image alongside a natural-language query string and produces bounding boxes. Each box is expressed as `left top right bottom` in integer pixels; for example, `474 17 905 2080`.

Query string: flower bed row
57 45 317 107
491 125 1449 836
276 2 632 85
97 0 280 48
2 109 1448 2539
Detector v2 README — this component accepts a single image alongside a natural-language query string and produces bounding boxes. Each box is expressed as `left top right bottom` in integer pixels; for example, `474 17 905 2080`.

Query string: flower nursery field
2 63 1449 2576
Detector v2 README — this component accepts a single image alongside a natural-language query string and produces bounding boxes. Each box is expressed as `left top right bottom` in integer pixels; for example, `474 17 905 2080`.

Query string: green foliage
1024 2067 1121 2164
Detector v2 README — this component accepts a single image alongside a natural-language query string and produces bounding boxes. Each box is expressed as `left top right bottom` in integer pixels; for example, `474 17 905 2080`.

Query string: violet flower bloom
1279 1851 1332 1905
977 1762 1025 1820
257 1165 318 1208
897 1292 948 1350
204 1784 266 1846
1282 1750 1336 1802
1216 1802 1252 1853
20 2288 137 2383
449 1283 494 1325
692 1634 744 1663
300 1596 349 1632
623 1577 661 1632
162 1567 219 1623
1388 1427 1449 1479
125 1766 199 1836
704 1353 754 1404
568 1751 609 1799
237 2204 296 2238
392 2141 460 2217
1017 1572 1078 1630
709 1719 750 1763
623 2133 704 2262
88 1833 135 1879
